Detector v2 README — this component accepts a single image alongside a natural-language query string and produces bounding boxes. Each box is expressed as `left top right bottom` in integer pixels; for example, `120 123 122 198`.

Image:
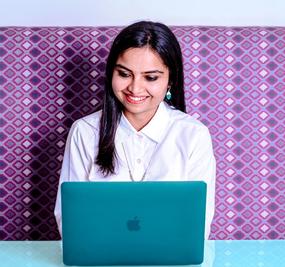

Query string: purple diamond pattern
0 27 285 240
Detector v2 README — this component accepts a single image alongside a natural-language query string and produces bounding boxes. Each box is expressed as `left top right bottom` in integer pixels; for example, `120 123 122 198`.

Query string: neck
123 109 158 131
124 114 151 131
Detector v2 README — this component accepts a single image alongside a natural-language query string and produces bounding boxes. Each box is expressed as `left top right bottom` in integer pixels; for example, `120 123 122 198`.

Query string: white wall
1 0 285 26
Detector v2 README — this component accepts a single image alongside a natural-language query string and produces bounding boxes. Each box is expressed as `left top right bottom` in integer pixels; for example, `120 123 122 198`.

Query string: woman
54 21 216 238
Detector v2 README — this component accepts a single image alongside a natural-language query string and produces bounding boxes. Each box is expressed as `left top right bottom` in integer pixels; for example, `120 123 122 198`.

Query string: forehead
116 47 168 71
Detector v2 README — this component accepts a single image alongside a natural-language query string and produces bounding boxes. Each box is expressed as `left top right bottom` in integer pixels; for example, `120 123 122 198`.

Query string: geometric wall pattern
0 26 284 240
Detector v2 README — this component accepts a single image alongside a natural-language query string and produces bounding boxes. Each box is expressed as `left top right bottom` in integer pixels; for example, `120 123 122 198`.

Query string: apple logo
127 216 141 231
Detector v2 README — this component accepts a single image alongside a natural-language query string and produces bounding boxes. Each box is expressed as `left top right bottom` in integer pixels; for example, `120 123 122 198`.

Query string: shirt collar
119 102 170 143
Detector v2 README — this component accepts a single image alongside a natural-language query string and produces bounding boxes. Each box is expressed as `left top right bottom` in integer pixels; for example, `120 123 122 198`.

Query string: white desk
0 240 284 267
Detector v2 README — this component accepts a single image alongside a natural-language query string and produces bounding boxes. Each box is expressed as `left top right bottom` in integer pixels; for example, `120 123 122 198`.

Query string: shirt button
136 158 141 164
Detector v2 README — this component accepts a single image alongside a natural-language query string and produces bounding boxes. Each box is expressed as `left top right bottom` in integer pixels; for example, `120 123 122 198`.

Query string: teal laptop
61 181 207 265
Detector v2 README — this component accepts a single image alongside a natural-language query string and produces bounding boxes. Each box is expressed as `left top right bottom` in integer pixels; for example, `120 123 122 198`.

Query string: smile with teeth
125 94 148 104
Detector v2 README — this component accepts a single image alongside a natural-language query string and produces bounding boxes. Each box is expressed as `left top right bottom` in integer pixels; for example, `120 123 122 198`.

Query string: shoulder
164 104 213 152
165 104 209 134
69 110 102 137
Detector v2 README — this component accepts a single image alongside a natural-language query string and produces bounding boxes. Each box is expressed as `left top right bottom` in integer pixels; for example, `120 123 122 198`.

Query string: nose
128 77 143 94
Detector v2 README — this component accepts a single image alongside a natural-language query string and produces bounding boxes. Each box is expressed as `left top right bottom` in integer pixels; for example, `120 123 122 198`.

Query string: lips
125 94 148 104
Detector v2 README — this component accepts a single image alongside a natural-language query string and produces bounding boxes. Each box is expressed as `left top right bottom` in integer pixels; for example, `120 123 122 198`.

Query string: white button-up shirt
54 102 216 238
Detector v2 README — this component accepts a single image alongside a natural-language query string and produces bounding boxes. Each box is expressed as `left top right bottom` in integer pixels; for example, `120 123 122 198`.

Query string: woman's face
112 46 169 130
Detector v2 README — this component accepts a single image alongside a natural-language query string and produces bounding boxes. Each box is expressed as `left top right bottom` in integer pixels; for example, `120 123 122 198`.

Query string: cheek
112 76 127 93
149 82 168 98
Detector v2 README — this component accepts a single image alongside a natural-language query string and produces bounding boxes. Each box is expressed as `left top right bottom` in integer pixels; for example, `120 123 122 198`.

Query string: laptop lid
61 181 207 265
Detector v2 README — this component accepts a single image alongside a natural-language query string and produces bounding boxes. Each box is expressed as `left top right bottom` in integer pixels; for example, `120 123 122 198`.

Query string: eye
145 75 158 82
117 70 131 78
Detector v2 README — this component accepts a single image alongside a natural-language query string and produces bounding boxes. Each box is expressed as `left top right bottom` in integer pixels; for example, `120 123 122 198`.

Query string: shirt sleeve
187 126 216 240
54 120 95 237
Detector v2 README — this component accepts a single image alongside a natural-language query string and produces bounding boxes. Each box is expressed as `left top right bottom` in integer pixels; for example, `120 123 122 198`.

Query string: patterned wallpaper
0 26 284 240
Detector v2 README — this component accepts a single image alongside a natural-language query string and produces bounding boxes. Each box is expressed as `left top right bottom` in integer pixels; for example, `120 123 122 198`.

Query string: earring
166 87 172 100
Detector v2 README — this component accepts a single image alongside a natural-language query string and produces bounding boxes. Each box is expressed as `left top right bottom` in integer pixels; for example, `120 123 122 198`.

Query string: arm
187 126 216 239
54 120 95 236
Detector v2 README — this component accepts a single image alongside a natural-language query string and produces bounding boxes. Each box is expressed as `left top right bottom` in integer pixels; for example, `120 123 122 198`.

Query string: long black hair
96 21 186 176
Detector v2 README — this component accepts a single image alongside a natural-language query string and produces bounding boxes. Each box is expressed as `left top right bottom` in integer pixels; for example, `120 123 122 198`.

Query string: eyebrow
115 64 164 74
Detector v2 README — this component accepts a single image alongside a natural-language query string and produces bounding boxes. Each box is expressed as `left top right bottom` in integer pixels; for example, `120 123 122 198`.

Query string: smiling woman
112 47 170 130
54 21 216 239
